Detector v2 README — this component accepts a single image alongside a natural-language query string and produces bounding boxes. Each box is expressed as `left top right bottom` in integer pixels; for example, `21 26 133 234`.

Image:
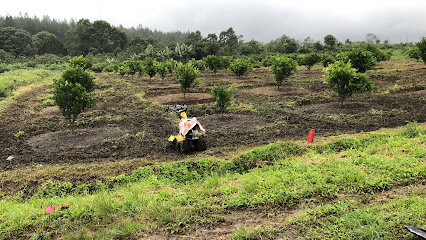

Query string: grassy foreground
0 123 425 239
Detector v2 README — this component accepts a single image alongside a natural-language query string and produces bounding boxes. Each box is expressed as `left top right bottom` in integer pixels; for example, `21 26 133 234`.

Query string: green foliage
204 55 222 73
32 31 65 55
124 61 139 77
363 43 391 62
0 27 33 56
324 60 374 105
142 57 157 79
322 54 335 67
0 63 10 73
189 59 206 71
270 56 297 88
90 62 109 73
229 58 253 77
211 85 233 116
176 62 199 97
220 56 232 69
117 65 129 77
60 67 95 92
415 37 426 64
400 121 424 138
324 34 337 49
68 56 93 70
155 61 169 80
166 58 178 75
299 53 322 70
53 78 95 123
405 47 420 60
346 48 377 73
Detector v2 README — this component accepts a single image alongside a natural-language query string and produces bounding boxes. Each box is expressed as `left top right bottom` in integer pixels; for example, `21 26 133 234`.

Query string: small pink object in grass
45 204 55 214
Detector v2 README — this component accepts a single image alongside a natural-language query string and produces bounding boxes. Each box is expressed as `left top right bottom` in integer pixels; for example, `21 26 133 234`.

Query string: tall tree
0 27 33 56
32 31 66 55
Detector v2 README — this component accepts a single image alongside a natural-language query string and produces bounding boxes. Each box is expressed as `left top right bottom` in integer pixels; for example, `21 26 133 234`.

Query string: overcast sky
2 0 426 43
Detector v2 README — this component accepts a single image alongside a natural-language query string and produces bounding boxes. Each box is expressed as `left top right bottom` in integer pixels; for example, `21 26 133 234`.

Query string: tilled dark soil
0 64 425 172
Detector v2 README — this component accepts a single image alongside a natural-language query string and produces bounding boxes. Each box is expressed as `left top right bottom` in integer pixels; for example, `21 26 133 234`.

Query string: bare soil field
0 60 425 194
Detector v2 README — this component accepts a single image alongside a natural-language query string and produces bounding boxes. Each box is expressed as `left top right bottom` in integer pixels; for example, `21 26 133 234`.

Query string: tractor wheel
195 136 207 151
178 139 191 153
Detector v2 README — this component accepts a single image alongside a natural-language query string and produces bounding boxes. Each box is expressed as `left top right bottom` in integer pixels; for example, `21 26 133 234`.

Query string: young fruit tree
143 57 157 79
270 56 297 89
68 56 93 70
229 58 253 77
60 67 95 93
204 55 222 73
300 53 322 70
324 61 374 106
211 85 233 117
53 78 95 123
346 48 377 73
176 62 199 98
155 61 169 80
416 37 426 64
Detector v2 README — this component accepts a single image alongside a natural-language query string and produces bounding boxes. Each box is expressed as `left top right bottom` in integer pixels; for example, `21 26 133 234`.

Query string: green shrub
346 48 377 73
189 59 206 71
400 121 424 138
270 56 297 89
53 78 95 123
68 56 93 70
176 62 199 97
60 67 95 92
155 61 169 80
324 60 374 105
322 54 335 67
219 56 231 70
211 85 233 117
300 53 322 70
142 57 157 79
415 37 426 64
229 58 253 77
204 55 222 73
0 63 10 73
405 47 420 60
91 62 109 73
166 59 178 75
362 43 389 62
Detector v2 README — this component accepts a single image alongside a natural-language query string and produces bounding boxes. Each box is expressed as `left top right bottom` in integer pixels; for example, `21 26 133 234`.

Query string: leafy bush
229 58 253 77
346 48 377 73
91 62 109 73
204 55 222 73
362 43 390 62
270 56 297 89
176 62 199 97
220 56 232 70
415 37 426 64
60 67 95 92
189 59 206 71
405 47 420 60
322 54 335 67
0 63 10 73
400 121 424 138
124 61 139 77
300 53 322 70
142 57 157 79
166 59 178 75
68 56 93 70
324 60 374 105
211 85 233 117
53 78 95 123
155 61 169 80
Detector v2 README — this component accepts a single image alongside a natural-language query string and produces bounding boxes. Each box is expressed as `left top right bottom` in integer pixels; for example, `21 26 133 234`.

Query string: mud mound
303 102 386 115
242 86 311 96
27 127 127 150
198 113 265 133
149 93 213 105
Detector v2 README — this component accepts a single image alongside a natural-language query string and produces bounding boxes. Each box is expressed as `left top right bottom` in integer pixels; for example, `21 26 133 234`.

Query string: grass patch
0 123 425 239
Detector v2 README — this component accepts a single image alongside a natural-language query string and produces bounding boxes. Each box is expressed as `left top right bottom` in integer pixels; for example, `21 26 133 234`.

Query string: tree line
0 13 408 64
